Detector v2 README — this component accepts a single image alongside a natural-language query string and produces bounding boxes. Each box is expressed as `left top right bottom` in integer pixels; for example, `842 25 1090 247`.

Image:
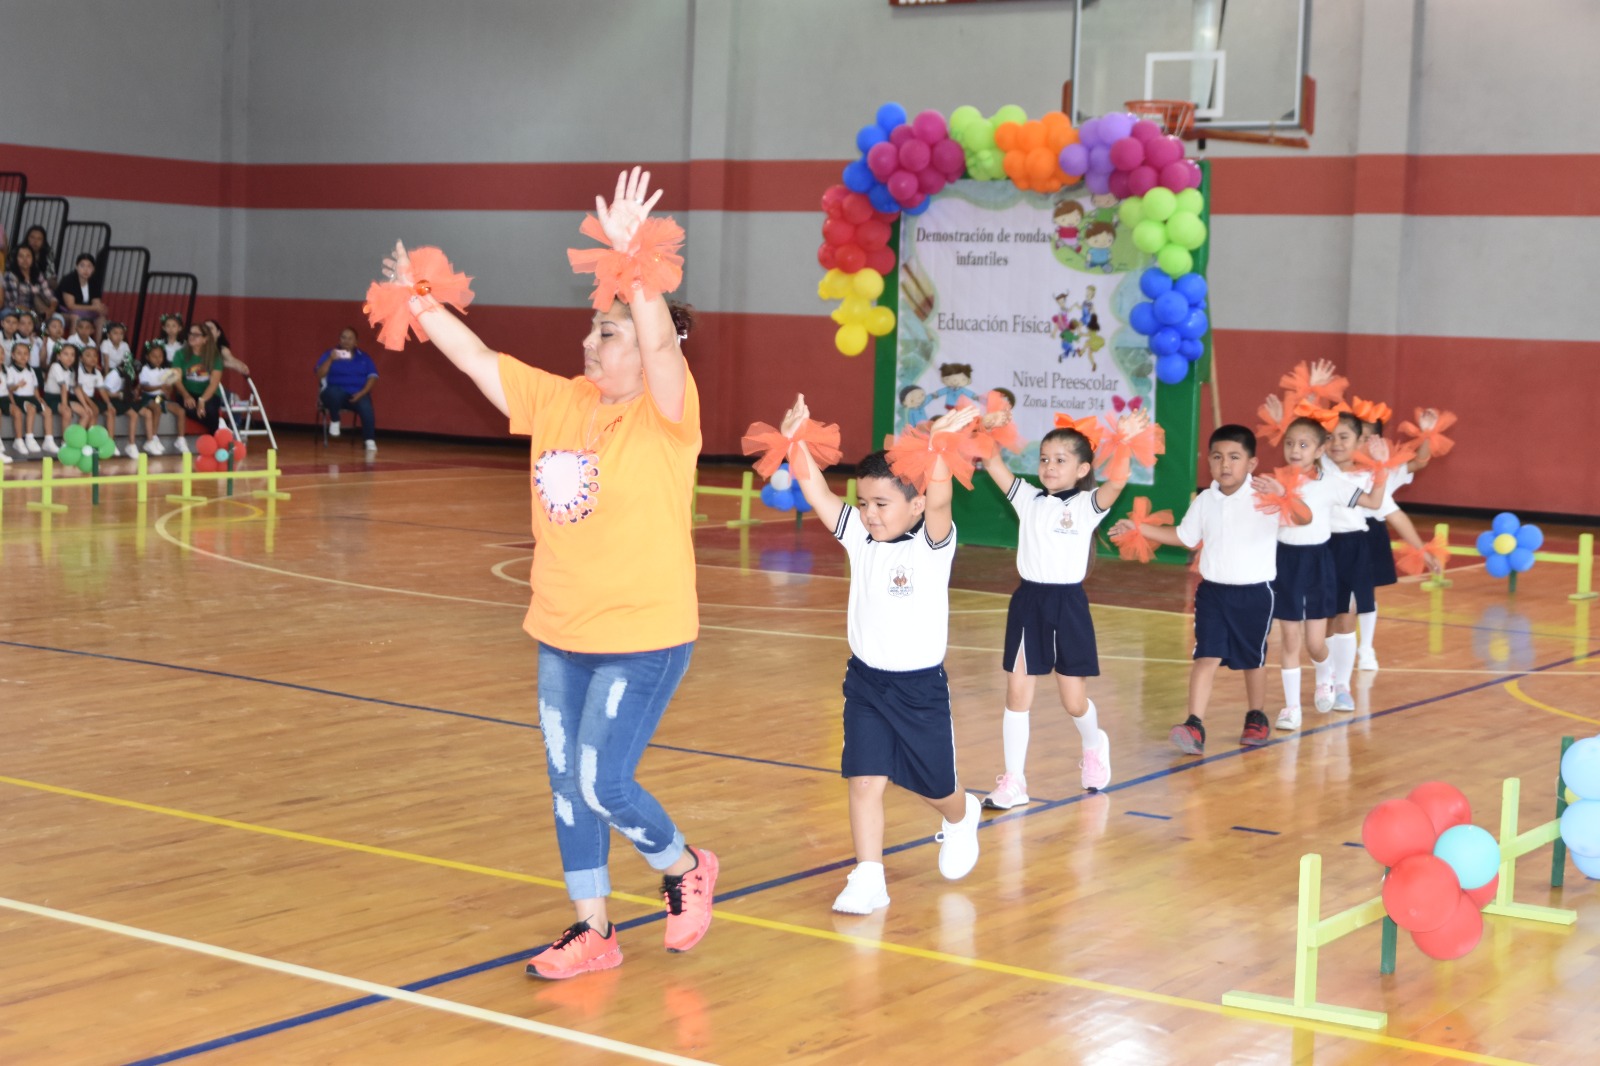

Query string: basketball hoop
1125 99 1196 138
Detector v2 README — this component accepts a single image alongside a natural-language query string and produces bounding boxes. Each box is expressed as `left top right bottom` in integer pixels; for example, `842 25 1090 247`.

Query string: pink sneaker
981 772 1029 810
661 846 718 953
1080 730 1111 791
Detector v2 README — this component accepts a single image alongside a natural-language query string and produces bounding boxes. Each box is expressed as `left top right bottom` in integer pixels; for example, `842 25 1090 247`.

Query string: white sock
1312 652 1334 687
1329 632 1357 689
1001 709 1030 778
1358 610 1377 655
854 860 885 883
1071 698 1104 749
1281 667 1302 709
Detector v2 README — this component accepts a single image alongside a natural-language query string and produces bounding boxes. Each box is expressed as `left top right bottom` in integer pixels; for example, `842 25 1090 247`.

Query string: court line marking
1 772 1533 1066
0 896 712 1066
1504 677 1600 726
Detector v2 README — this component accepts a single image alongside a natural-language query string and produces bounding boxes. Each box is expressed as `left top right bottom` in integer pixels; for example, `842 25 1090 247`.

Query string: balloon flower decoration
760 463 813 514
58 424 117 472
1127 265 1208 385
196 427 247 472
1361 781 1502 961
1475 512 1542 579
1559 736 1600 879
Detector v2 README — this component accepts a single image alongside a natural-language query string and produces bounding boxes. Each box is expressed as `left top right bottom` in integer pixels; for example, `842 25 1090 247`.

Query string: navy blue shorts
1271 541 1336 621
840 656 957 799
1366 517 1398 588
1193 580 1275 670
1329 530 1376 615
1002 579 1099 677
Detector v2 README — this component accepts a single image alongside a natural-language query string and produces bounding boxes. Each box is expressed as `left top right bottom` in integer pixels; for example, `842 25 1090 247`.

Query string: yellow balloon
851 268 885 301
836 323 869 356
817 268 850 301
1493 533 1517 555
866 305 896 336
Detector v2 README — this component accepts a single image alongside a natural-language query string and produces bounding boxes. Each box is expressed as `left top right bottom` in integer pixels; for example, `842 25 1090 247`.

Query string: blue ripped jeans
536 641 694 900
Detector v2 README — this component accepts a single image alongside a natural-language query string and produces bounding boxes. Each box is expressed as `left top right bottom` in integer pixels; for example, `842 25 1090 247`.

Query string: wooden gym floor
1 431 1596 1065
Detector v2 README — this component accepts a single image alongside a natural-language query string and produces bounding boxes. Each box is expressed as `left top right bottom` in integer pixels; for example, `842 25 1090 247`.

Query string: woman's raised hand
929 403 980 435
597 167 665 251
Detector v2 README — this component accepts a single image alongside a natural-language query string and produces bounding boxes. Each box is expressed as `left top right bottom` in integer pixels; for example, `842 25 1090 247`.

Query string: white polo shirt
77 367 106 394
43 362 75 396
1278 465 1362 546
1176 481 1281 585
139 365 171 393
1366 463 1413 521
835 507 955 672
1322 457 1376 534
5 363 36 397
1006 480 1108 585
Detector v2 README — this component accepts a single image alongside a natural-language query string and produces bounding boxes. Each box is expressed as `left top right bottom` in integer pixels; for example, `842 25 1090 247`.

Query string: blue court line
111 644 1599 1064
1343 841 1367 848
1124 810 1172 820
1231 826 1281 836
0 639 836 777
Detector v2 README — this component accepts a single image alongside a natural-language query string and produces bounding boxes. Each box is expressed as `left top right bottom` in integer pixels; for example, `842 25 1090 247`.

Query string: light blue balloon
1573 849 1600 879
1491 511 1520 536
1560 736 1600 800
1508 547 1536 573
1432 824 1500 891
1560 798 1600 858
1475 530 1497 556
1516 524 1544 551
1485 553 1512 579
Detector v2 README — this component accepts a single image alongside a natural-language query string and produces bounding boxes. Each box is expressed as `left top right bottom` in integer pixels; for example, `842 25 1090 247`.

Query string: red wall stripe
8 143 1599 216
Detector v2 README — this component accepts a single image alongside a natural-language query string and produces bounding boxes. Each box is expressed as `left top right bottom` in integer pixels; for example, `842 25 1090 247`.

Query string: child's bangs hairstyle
1209 423 1257 458
856 450 918 501
1334 411 1364 437
1285 416 1329 445
1039 427 1098 492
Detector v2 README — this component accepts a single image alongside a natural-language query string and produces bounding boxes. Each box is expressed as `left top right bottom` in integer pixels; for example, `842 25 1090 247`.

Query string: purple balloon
913 109 948 145
1130 119 1162 143
1059 143 1089 175
898 138 931 173
1077 117 1103 146
1145 134 1185 169
1109 137 1145 171
1127 165 1158 196
1159 161 1192 192
1089 145 1113 172
1099 112 1136 143
931 138 967 178
867 141 899 180
887 170 919 204
1085 169 1112 195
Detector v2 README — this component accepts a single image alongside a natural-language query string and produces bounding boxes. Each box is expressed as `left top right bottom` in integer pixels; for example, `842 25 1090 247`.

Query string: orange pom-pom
741 418 843 479
1256 399 1295 446
364 246 476 351
1292 400 1341 433
567 215 685 312
1109 496 1174 563
1398 409 1457 457
1255 464 1313 526
1396 532 1449 577
982 390 1024 453
1094 417 1165 483
885 424 981 492
1348 396 1392 426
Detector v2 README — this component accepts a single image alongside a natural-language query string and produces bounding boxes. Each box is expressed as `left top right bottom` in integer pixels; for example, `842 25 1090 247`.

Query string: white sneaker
1332 687 1356 713
831 865 890 914
1079 729 1111 791
1275 706 1302 731
1 449 11 464
981 772 1029 810
327 420 340 438
1358 650 1379 672
935 793 982 880
145 437 166 455
124 443 139 458
25 436 41 454
41 436 58 454
1313 683 1336 713
364 439 377 455
174 436 190 454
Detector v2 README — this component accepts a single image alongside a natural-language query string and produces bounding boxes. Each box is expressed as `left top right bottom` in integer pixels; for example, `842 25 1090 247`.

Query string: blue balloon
856 124 888 153
1574 849 1600 879
1560 798 1600 858
1491 511 1520 536
1173 272 1208 305
842 160 876 193
1509 547 1536 573
1516 524 1544 551
1561 736 1600 800
1149 327 1182 358
1485 552 1512 579
1154 292 1189 326
1432 824 1500 891
903 196 931 216
1155 353 1189 384
1128 302 1158 336
1475 530 1497 556
1180 338 1204 360
1178 309 1209 340
867 184 900 214
876 102 908 134
1139 267 1173 300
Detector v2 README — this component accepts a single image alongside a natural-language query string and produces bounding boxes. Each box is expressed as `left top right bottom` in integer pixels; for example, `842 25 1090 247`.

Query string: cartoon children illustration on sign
899 384 933 428
1052 293 1080 362
1051 199 1085 255
1082 221 1116 274
930 363 981 410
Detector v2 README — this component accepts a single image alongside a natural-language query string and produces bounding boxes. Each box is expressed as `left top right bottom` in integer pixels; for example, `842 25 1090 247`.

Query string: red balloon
234 442 247 462
196 455 221 473
855 219 891 252
215 426 235 447
1362 798 1438 867
841 192 874 225
1464 874 1498 909
834 244 866 274
1107 170 1131 200
867 141 900 180
821 218 856 247
1411 892 1484 960
866 248 896 276
1130 119 1163 143
1127 165 1158 196
821 183 849 215
1408 782 1472 836
1383 854 1461 932
817 242 837 269
197 433 219 458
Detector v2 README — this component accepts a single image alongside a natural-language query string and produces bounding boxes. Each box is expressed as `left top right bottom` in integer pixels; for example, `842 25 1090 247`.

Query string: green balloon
1133 219 1169 255
966 123 996 151
1165 211 1208 250
87 424 112 446
1158 243 1194 278
1175 188 1206 215
1142 187 1178 223
58 444 83 466
97 441 117 459
1118 197 1145 228
76 450 96 472
991 104 1027 127
64 424 88 448
949 105 983 135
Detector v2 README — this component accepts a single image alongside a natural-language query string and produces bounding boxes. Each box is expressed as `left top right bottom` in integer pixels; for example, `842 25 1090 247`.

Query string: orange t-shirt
498 355 701 654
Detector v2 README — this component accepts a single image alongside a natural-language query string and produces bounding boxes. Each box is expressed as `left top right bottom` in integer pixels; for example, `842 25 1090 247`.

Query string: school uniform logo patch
1055 508 1076 534
534 449 600 526
888 566 915 597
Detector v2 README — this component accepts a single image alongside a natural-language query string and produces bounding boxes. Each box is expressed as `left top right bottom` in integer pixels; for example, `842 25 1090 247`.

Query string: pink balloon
1109 137 1145 171
887 170 919 203
1059 143 1089 175
1130 119 1163 143
913 109 948 144
867 141 899 180
1107 170 1131 199
917 168 947 195
1185 159 1205 189
931 138 966 177
1127 165 1158 196
889 124 915 147
1099 112 1136 143
1085 169 1112 195
1144 134 1185 169
1158 161 1192 192
898 138 931 173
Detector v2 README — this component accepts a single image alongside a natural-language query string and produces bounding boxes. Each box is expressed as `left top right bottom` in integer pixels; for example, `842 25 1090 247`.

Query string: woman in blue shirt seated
315 327 380 453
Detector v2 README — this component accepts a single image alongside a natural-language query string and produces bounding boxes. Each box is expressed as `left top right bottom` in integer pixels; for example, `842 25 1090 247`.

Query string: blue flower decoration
1474 512 1543 579
761 462 813 513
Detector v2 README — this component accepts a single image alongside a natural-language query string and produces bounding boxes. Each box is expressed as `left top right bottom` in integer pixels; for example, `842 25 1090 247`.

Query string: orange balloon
1019 121 1047 152
1027 147 1056 181
1041 110 1069 134
1002 150 1026 180
994 122 1021 151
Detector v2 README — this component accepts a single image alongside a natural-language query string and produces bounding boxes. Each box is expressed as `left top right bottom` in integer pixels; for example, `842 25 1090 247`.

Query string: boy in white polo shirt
780 393 983 915
1112 425 1297 753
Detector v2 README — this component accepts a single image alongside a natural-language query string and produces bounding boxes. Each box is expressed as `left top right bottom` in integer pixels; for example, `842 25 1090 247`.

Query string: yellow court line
0 772 1533 1065
1504 678 1600 726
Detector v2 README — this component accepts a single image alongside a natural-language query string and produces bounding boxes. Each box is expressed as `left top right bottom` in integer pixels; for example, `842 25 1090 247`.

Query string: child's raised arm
923 404 980 544
1350 437 1391 510
980 408 1018 496
1094 409 1150 512
779 393 846 532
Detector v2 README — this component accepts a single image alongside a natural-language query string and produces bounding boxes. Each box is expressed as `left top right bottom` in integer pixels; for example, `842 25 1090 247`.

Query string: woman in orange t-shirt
383 169 717 980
